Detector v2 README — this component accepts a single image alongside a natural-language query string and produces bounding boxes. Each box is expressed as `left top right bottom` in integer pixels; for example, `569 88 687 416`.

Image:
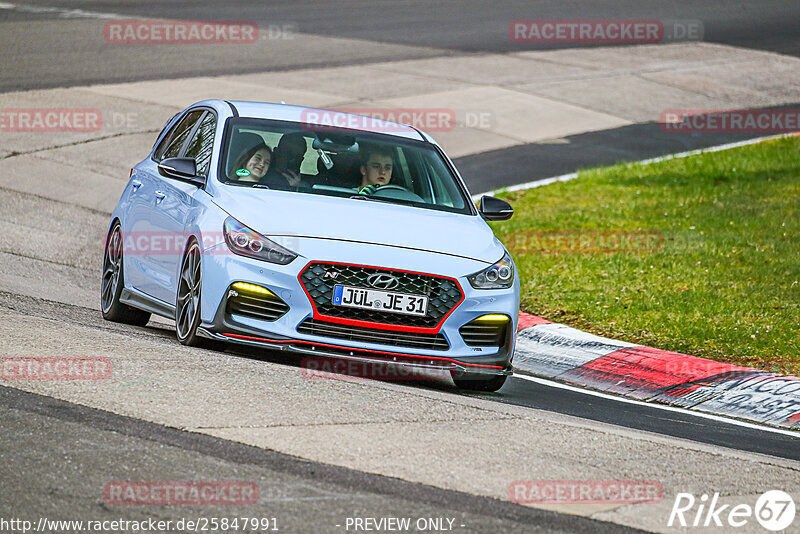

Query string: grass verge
490 136 800 373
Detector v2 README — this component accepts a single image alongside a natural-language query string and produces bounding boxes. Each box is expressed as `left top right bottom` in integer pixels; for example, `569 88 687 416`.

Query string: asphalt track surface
456 122 773 194
3 289 798 463
0 385 640 534
3 1 798 193
2 2 800 532
1 0 799 93
0 288 797 532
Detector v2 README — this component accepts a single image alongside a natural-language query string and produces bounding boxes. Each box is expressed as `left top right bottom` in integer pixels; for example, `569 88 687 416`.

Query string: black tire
175 239 204 347
451 370 507 392
101 222 151 326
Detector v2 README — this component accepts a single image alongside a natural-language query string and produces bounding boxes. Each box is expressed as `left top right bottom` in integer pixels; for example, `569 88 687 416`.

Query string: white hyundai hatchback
102 100 519 391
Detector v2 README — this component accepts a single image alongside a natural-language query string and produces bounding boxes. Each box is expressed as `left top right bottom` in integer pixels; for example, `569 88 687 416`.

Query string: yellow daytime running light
473 314 510 323
231 282 275 297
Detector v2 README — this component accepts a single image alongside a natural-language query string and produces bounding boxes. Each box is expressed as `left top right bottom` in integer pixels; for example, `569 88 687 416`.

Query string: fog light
473 314 511 323
460 314 510 347
231 282 275 297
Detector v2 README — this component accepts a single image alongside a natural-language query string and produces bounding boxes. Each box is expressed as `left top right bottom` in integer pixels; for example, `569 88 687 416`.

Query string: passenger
260 132 307 190
233 144 272 183
358 145 393 195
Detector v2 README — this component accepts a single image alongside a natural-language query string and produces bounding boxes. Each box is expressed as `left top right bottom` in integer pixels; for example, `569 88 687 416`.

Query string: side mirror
158 157 204 186
478 195 513 221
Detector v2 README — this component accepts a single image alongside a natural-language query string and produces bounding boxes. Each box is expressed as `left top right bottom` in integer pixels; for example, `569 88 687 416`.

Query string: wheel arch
105 217 121 247
104 218 129 291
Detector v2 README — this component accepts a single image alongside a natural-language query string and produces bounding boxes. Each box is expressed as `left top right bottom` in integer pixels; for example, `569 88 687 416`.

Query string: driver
358 145 393 195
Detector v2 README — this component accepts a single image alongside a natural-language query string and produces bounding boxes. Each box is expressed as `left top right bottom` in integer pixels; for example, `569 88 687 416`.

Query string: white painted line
475 132 799 199
0 2 126 19
633 132 797 166
511 373 800 438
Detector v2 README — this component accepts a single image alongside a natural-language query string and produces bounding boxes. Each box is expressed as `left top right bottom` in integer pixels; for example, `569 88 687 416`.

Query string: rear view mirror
158 157 205 186
312 133 358 154
478 195 513 221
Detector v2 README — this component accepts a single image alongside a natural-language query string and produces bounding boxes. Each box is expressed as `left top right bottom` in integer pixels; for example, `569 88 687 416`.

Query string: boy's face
361 154 393 186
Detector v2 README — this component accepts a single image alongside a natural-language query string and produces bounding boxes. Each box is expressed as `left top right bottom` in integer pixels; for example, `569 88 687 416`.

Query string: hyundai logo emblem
367 273 400 290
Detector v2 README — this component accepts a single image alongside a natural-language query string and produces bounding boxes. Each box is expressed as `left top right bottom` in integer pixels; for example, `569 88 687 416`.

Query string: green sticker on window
235 168 251 177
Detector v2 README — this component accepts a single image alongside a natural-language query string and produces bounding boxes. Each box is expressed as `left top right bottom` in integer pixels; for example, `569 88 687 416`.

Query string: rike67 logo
668 490 795 531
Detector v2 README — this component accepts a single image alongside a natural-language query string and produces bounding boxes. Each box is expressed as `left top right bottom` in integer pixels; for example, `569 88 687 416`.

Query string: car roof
225 100 427 142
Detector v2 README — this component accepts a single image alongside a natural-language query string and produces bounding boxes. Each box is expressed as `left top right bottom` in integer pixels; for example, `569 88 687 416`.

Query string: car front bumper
198 239 519 376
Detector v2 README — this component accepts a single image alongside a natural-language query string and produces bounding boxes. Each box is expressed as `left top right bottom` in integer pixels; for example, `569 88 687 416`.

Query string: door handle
154 190 166 202
131 180 142 192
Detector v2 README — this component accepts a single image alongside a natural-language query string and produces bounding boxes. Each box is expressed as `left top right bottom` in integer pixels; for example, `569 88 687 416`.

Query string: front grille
297 318 449 351
299 263 463 328
459 321 508 347
227 290 289 322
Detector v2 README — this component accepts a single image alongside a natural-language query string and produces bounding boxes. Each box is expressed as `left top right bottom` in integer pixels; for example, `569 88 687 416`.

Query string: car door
123 164 157 294
128 109 205 301
147 109 216 304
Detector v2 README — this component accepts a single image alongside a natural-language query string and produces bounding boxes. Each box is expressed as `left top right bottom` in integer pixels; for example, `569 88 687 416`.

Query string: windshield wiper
349 195 418 207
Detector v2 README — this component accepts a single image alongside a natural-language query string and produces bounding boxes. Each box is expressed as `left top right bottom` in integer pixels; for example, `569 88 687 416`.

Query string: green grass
490 136 800 373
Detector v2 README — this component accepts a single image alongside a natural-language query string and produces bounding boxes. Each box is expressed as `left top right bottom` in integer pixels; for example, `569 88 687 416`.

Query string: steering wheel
372 184 425 203
374 184 409 193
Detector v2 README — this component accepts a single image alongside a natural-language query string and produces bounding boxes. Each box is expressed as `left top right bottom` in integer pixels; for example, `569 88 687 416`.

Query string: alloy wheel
176 242 201 340
101 225 122 314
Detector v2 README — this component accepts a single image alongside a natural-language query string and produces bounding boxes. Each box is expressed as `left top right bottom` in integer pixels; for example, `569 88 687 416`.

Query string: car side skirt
120 287 175 319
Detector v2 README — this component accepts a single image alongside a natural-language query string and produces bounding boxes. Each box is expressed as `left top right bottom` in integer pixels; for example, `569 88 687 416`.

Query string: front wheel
175 240 204 346
451 370 507 392
101 222 151 326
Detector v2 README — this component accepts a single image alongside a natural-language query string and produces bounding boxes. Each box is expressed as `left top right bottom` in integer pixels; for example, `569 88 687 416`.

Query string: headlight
468 251 514 289
223 216 297 265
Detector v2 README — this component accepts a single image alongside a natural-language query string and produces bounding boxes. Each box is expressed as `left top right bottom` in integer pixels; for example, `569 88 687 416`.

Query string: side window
395 147 427 199
184 113 216 176
154 110 204 162
406 149 457 208
152 113 179 149
423 152 461 208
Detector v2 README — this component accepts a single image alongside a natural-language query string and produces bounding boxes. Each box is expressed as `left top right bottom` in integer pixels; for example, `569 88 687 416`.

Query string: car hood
211 187 503 264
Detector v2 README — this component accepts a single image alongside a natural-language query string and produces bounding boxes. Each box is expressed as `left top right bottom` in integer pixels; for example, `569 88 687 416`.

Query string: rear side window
154 110 204 161
152 113 179 149
184 113 216 176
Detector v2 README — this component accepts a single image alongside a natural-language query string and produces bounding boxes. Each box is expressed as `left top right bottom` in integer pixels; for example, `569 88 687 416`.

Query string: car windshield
218 117 473 215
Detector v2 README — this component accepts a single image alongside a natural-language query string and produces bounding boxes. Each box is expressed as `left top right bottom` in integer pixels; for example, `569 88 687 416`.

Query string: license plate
332 285 428 316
